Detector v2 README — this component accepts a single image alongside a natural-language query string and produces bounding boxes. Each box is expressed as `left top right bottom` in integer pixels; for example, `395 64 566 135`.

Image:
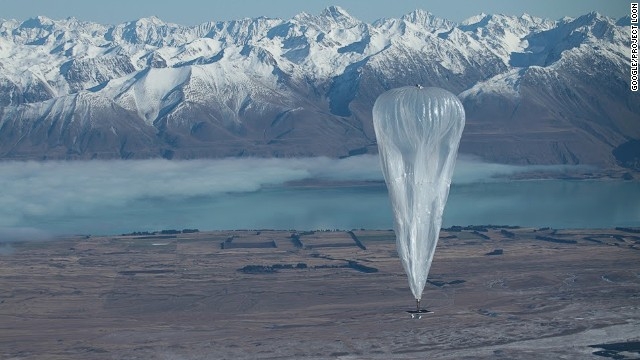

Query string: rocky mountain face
0 7 637 167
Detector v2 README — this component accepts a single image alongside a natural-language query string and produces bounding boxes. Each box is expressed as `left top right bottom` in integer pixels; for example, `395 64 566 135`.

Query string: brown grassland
1 227 639 359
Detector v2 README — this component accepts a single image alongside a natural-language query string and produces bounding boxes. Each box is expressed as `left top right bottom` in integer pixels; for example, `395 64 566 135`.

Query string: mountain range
0 6 637 169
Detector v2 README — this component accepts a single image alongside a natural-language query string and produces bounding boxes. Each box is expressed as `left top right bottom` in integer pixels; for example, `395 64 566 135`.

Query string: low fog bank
452 155 591 184
0 227 55 252
0 155 603 241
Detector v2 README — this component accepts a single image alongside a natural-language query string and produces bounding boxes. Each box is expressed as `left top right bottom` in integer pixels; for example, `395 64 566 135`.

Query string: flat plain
1 227 639 359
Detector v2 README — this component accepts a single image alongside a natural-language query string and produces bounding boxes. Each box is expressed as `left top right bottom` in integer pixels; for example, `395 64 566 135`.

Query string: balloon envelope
372 86 465 301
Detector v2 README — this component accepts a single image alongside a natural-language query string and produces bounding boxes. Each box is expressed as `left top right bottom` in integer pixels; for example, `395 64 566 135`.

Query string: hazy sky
0 0 631 25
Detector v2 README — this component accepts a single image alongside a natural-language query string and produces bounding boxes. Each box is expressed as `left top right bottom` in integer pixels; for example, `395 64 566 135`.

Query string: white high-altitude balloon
373 86 465 302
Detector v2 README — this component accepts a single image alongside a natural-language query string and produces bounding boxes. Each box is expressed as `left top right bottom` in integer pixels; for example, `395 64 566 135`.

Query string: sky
0 0 632 25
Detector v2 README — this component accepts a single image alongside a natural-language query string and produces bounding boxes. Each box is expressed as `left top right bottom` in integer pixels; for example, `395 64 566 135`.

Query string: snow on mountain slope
400 9 455 34
460 68 525 99
457 13 556 65
0 7 636 167
459 12 638 166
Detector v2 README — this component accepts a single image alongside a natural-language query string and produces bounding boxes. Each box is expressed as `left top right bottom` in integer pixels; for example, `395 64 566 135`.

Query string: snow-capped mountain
0 7 637 167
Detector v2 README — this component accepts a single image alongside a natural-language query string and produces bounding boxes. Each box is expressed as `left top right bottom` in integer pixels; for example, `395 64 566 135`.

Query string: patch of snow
460 68 525 99
461 13 487 26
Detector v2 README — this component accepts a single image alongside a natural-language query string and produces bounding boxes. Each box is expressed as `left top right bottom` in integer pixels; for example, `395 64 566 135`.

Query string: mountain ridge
0 6 637 168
